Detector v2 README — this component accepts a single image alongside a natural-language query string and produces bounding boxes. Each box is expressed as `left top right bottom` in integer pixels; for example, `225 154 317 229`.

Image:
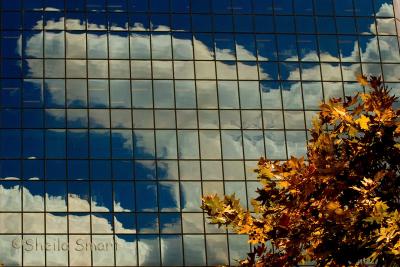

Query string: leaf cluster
202 76 400 266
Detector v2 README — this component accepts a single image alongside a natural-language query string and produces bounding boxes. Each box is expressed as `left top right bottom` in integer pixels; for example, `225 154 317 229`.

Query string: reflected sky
1 0 399 266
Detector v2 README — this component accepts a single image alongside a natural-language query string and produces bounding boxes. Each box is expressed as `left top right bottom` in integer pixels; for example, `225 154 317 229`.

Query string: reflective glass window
175 81 196 108
87 33 108 59
335 0 355 16
130 33 150 59
114 181 135 212
23 130 44 158
67 130 88 158
0 130 22 158
275 16 295 33
110 80 131 108
112 130 133 159
90 130 111 158
253 0 273 14
254 16 274 32
153 80 174 108
136 182 157 211
113 160 134 180
277 35 298 61
91 160 111 180
45 130 66 158
152 33 172 59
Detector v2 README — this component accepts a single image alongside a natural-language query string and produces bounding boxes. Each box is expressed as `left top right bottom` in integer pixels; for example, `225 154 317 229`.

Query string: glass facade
0 0 399 266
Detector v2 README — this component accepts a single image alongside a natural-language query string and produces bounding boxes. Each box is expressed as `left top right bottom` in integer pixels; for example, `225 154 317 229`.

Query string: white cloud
375 3 394 16
0 184 144 266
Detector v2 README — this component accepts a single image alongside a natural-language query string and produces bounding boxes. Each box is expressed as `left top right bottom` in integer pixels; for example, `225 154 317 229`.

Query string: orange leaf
357 75 369 86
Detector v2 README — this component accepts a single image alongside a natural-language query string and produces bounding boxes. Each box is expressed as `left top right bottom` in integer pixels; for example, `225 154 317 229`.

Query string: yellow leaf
276 180 290 189
289 189 298 194
357 75 369 86
355 115 370 130
327 201 340 211
260 167 274 179
333 107 346 117
238 224 252 234
348 126 358 137
374 201 388 213
395 125 400 134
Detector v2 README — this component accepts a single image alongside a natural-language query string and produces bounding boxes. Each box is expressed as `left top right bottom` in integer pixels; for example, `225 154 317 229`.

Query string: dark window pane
107 0 127 11
90 160 111 180
150 14 170 31
1 109 21 128
335 0 355 16
232 0 252 13
274 0 293 15
315 0 334 15
150 0 169 12
66 0 85 10
0 160 21 179
90 130 111 159
114 181 135 211
2 59 22 78
191 0 210 13
354 0 374 16
87 0 106 11
0 130 21 158
135 160 156 180
46 160 66 179
1 80 21 108
275 16 295 33
212 0 232 13
336 17 357 34
277 35 298 61
23 109 43 128
91 181 113 211
317 17 336 34
171 0 189 12
294 0 313 15
46 130 66 158
254 16 274 32
172 14 190 32
128 0 148 12
23 130 44 158
2 12 22 30
113 160 134 180
112 130 133 159
2 32 21 58
234 15 253 32
67 130 88 158
2 0 22 10
136 182 157 211
68 160 89 180
214 15 233 32
192 14 212 32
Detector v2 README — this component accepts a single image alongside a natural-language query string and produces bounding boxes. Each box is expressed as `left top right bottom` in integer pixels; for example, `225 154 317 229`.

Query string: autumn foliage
202 76 400 266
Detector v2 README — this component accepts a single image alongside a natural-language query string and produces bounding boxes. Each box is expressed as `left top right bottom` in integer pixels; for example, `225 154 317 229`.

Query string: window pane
136 182 157 211
153 80 174 108
130 33 151 59
152 33 172 59
66 32 86 58
110 80 131 108
88 80 109 108
109 32 129 59
88 32 108 58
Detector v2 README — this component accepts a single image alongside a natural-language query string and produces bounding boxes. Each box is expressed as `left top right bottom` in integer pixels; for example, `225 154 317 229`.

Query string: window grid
0 0 399 266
